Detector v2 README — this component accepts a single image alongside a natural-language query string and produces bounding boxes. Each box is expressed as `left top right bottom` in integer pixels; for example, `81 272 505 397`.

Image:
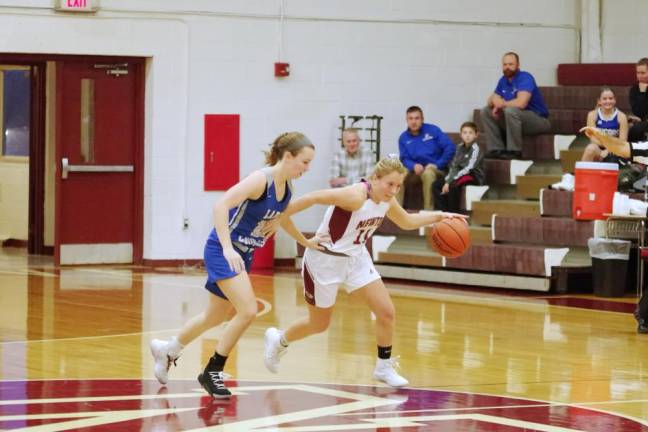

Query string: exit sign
55 0 99 12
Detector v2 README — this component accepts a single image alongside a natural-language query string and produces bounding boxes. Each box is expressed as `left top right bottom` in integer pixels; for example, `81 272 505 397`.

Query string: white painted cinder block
0 1 588 259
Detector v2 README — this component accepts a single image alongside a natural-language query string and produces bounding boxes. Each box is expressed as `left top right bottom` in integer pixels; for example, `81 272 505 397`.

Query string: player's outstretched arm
282 183 367 218
580 126 631 158
385 197 468 230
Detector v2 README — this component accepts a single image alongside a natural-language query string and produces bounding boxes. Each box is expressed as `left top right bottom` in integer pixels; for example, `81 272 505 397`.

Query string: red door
55 59 143 265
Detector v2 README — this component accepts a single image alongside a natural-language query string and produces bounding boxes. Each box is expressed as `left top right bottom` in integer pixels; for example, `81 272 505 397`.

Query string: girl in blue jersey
150 132 319 398
582 86 629 162
554 87 630 191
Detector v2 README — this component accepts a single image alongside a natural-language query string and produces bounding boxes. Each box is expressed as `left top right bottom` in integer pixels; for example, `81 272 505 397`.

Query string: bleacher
371 64 638 293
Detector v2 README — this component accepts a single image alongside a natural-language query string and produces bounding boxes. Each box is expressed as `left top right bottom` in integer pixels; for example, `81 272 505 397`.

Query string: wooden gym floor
1 246 647 431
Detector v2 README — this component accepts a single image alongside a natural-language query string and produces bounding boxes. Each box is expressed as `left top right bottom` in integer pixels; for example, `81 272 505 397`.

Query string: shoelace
384 356 402 370
274 344 287 358
208 371 227 389
165 355 178 371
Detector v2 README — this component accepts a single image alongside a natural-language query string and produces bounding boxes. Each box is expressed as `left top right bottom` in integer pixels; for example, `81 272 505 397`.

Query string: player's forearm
403 211 444 230
213 201 234 249
283 194 317 218
280 217 311 248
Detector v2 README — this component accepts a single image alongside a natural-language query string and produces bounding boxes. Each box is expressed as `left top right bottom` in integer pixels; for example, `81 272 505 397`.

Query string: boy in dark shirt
433 122 485 213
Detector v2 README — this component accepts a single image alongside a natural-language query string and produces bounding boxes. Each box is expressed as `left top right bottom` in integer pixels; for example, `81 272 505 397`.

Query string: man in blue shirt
397 106 455 209
481 52 551 160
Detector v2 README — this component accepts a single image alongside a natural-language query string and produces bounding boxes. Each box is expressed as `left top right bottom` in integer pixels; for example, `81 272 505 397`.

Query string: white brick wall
0 1 581 258
601 0 648 61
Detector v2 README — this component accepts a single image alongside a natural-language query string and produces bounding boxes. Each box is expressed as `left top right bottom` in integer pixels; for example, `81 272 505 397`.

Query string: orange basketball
429 218 471 258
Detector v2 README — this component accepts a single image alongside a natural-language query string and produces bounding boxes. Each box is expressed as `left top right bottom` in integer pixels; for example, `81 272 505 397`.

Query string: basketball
429 218 471 258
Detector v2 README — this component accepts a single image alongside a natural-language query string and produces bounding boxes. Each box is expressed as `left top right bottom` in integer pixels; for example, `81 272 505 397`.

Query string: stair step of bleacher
475 108 586 136
548 109 589 135
493 215 594 247
516 175 561 199
472 200 540 226
376 235 443 267
520 134 556 160
444 243 569 277
556 63 635 87
559 149 584 174
378 252 444 267
485 159 537 185
540 189 572 217
540 85 630 111
540 189 645 218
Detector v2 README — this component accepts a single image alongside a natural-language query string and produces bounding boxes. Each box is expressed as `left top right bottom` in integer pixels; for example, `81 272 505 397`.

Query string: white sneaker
263 327 287 374
550 173 575 191
373 357 409 388
629 198 648 216
150 338 180 385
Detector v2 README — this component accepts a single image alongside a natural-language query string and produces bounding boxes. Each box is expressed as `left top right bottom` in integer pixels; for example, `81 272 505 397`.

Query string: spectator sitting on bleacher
329 128 374 188
397 106 455 210
481 51 551 160
553 87 641 192
629 57 648 142
432 122 484 213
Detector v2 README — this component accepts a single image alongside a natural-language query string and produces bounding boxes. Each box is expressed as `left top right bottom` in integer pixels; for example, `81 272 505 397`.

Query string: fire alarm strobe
274 62 290 77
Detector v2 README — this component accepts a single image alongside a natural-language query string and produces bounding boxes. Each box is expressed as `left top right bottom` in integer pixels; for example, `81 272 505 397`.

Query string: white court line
1 378 646 427
337 398 648 416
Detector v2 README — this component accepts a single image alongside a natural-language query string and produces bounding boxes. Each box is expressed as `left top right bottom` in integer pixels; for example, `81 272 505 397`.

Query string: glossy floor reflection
1 247 647 431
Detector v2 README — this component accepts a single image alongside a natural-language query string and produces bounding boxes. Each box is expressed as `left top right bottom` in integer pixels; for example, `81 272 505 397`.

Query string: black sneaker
507 151 522 160
198 370 231 399
638 319 648 334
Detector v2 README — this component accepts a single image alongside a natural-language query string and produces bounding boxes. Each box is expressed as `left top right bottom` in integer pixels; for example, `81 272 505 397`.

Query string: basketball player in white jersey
264 156 467 387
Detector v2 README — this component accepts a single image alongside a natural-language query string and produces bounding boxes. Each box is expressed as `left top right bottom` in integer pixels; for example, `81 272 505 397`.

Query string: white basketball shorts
301 247 381 308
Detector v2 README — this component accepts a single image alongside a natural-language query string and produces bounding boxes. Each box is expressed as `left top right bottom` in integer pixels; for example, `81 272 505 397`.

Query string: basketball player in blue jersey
582 87 629 162
263 156 467 387
150 132 321 398
554 87 630 191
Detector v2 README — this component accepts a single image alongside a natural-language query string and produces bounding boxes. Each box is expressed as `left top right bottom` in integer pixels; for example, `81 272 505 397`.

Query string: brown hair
460 121 478 133
264 132 315 166
503 51 520 63
598 86 615 98
372 155 407 178
406 106 423 116
637 58 648 68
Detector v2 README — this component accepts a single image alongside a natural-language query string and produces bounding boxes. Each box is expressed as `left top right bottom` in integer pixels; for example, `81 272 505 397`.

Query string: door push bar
61 157 134 179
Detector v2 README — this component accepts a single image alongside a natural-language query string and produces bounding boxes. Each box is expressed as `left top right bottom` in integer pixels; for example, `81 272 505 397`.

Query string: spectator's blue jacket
398 123 455 171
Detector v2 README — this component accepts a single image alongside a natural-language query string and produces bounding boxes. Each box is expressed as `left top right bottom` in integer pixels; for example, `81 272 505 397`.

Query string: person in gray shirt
329 128 374 188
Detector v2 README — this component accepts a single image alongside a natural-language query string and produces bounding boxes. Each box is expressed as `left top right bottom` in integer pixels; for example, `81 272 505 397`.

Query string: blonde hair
372 155 407 178
265 132 315 166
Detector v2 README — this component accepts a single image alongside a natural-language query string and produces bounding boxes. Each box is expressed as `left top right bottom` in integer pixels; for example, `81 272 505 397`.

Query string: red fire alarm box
274 62 290 77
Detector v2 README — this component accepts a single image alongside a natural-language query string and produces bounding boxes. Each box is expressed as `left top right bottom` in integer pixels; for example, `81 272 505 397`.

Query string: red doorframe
0 54 145 264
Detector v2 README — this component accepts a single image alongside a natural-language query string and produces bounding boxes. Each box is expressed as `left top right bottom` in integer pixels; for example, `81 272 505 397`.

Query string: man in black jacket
629 58 648 142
